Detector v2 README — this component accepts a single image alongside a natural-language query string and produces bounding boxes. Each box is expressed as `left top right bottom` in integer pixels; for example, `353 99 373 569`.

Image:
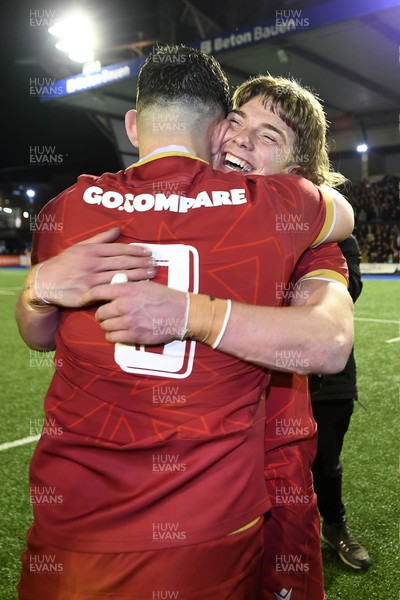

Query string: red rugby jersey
30 152 334 552
264 242 348 506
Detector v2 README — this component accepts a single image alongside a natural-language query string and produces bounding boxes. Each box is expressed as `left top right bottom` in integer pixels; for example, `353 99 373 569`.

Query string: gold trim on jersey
227 516 262 536
127 151 209 170
311 189 335 247
297 269 348 288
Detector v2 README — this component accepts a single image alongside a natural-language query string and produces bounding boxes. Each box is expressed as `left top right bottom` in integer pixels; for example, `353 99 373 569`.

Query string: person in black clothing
311 235 371 571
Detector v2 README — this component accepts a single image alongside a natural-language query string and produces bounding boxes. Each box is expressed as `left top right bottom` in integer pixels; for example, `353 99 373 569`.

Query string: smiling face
215 97 299 176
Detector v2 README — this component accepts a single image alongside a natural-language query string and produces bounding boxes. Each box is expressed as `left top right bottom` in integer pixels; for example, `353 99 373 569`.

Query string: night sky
1 0 160 188
1 0 319 185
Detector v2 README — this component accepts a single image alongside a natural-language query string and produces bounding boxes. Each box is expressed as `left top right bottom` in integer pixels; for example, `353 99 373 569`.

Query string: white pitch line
0 434 40 452
385 337 400 344
354 317 399 324
0 290 17 295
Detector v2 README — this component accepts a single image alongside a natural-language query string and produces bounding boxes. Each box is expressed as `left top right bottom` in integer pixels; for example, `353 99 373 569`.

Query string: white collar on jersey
140 145 191 162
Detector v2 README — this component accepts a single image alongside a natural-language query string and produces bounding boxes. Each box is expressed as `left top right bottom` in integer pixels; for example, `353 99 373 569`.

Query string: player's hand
34 228 157 307
81 280 186 345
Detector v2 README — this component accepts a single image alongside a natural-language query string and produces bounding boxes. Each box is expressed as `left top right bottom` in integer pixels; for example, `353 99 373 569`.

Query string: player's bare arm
218 279 353 374
15 227 156 351
84 277 353 375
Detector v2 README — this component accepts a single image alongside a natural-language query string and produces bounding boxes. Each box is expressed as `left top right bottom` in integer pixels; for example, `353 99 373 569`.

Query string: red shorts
18 520 263 600
262 498 325 600
262 440 325 600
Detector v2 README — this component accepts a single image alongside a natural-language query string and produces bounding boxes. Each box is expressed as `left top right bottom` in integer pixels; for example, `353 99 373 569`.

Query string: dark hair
137 45 230 117
233 75 347 187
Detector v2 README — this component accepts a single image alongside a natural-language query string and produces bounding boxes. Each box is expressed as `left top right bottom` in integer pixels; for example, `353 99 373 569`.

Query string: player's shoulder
77 169 126 188
259 173 319 195
243 173 321 213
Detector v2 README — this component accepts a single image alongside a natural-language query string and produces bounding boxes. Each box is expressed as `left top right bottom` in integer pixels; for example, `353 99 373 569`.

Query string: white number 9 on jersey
114 243 199 378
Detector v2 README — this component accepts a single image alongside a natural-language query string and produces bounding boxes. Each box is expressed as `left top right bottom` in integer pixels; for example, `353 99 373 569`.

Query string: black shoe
321 520 371 571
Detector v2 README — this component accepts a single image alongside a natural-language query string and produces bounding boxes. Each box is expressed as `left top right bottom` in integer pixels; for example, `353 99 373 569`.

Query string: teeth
224 153 252 173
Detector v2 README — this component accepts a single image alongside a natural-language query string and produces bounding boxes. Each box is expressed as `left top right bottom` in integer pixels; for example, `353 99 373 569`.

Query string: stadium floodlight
26 189 36 198
23 211 29 218
48 12 95 63
3 207 12 214
356 143 368 153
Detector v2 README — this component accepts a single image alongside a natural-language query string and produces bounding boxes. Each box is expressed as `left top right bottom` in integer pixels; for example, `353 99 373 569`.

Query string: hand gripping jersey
30 152 335 553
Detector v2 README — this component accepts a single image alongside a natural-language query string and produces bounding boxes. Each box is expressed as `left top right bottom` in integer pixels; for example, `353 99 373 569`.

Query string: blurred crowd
347 175 400 264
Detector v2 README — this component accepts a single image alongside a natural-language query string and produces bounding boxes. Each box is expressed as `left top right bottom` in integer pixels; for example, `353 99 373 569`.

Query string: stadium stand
347 175 400 264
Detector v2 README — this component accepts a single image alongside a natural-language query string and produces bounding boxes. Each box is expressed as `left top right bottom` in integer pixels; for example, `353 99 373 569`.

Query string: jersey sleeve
310 186 336 247
291 242 349 289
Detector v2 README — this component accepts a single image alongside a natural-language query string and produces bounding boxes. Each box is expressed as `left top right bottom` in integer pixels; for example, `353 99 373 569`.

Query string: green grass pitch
0 269 398 599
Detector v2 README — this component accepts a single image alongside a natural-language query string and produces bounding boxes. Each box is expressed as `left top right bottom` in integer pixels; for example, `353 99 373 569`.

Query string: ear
284 164 301 175
125 109 139 148
210 118 231 157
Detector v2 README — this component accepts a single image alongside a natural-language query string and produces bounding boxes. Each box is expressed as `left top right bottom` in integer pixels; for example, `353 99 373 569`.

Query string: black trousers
311 399 354 524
